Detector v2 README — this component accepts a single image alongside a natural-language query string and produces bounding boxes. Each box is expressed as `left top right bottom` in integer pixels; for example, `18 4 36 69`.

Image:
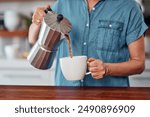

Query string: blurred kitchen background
0 0 150 87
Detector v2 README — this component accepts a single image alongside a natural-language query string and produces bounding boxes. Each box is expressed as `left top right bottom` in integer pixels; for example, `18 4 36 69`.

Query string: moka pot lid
44 10 72 34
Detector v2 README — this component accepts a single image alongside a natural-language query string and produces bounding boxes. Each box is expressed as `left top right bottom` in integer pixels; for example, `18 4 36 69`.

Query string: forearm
105 36 145 77
28 23 41 44
105 59 145 77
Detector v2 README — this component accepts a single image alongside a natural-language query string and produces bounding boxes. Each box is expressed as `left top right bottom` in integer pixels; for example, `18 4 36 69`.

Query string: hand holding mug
87 58 108 79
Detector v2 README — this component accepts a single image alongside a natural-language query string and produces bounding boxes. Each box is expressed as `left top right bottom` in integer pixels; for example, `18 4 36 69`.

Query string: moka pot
27 8 72 70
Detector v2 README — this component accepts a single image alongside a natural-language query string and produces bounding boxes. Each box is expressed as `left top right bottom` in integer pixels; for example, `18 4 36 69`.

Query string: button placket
109 24 112 28
82 12 90 56
83 42 87 45
86 23 89 27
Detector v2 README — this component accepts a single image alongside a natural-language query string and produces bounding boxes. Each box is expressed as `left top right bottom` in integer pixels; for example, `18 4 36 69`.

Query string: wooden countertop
0 85 150 100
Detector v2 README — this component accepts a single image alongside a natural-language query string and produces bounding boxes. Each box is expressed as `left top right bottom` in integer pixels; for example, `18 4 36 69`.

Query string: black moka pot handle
44 7 64 23
44 8 52 14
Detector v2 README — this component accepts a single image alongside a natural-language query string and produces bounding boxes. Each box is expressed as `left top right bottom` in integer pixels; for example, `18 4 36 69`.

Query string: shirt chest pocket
96 20 124 52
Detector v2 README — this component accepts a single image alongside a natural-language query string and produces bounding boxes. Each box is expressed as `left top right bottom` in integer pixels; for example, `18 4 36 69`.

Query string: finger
88 61 97 67
88 67 98 72
32 19 42 25
92 74 103 80
88 58 96 62
32 11 45 22
89 65 105 72
32 15 43 24
91 73 99 78
92 71 105 78
34 7 46 16
37 9 46 17
99 66 105 71
32 20 41 25
94 75 104 79
32 10 44 20
32 13 43 21
38 11 45 17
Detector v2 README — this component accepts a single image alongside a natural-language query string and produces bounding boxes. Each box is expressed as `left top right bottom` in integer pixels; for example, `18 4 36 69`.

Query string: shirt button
81 80 84 82
93 7 95 11
83 42 87 45
109 24 112 28
86 23 89 27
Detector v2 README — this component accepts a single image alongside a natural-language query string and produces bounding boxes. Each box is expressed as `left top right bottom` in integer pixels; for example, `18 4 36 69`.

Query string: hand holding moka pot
27 8 72 70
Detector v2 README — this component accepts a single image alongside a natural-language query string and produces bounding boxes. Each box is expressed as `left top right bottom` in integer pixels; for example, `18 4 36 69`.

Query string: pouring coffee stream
65 34 73 58
56 12 73 59
27 8 72 70
45 8 73 59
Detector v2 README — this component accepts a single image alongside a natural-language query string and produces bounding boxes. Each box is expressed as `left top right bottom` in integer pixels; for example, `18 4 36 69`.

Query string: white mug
60 56 90 81
4 10 20 31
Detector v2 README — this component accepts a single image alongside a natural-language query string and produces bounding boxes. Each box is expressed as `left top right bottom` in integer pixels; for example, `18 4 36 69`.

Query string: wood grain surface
0 85 150 100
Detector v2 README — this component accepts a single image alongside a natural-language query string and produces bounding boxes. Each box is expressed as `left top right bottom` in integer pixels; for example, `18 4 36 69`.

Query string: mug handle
86 72 91 75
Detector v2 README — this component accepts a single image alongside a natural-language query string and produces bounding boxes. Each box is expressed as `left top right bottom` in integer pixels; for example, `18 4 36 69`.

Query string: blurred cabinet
0 59 55 86
129 59 150 87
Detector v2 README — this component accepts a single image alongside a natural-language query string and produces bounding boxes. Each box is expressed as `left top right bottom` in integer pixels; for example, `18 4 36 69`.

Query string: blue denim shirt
52 0 148 87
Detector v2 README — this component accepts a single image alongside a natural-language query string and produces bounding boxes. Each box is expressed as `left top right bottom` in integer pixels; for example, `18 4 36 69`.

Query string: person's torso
53 0 139 87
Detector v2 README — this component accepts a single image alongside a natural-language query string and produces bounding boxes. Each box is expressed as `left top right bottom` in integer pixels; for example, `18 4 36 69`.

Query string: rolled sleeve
126 5 148 45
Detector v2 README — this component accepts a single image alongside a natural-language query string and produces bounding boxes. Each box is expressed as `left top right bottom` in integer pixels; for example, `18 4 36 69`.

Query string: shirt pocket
96 20 124 52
